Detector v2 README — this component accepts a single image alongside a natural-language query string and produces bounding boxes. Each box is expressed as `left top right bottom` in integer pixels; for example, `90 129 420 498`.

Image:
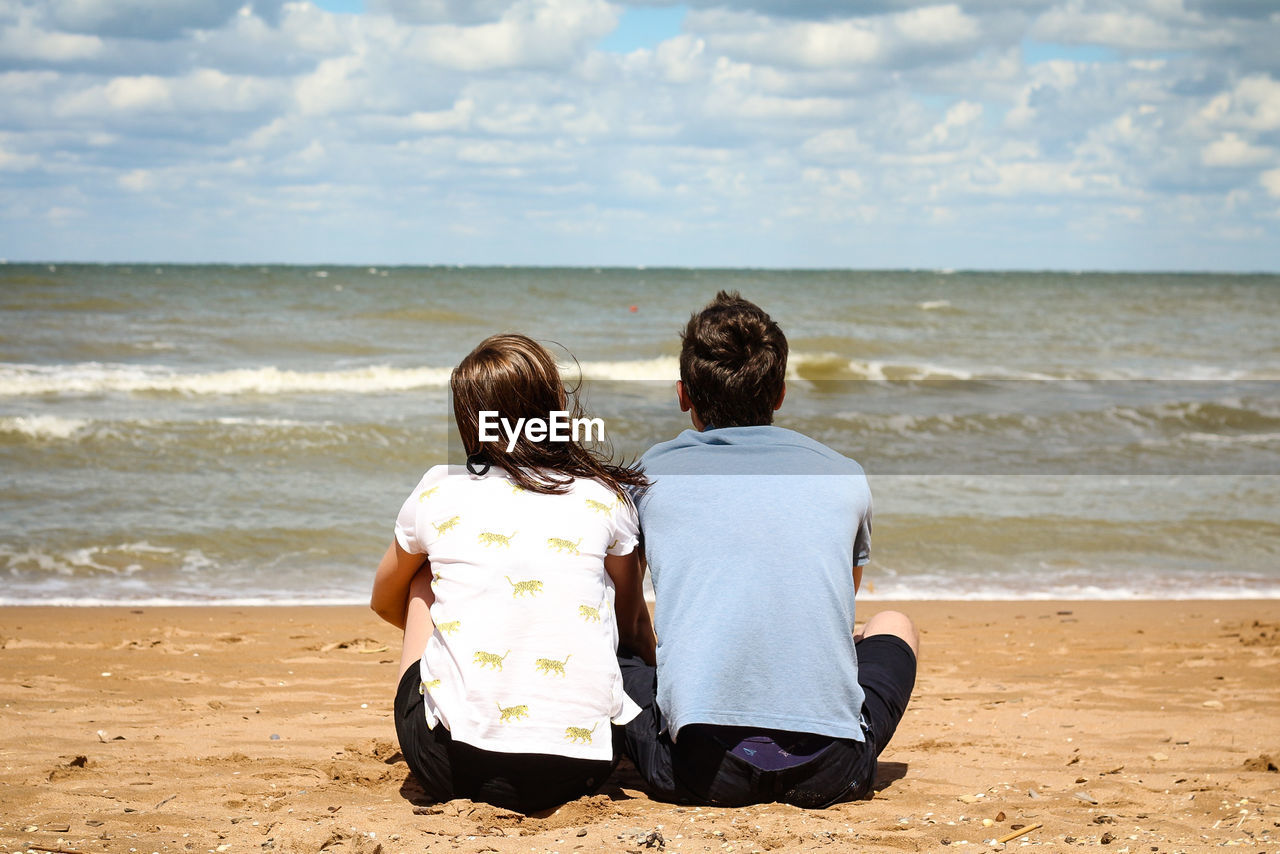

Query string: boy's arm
606 551 657 666
853 563 863 595
370 539 431 630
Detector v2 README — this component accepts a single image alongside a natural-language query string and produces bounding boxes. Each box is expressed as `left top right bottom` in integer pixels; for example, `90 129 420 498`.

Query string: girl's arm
370 539 431 630
606 551 657 666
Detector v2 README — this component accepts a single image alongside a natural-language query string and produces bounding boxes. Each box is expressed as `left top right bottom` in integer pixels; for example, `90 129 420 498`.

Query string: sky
1 0 1278 270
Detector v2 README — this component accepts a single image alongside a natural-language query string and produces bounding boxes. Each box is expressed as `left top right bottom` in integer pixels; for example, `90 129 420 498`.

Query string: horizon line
5 260 1279 276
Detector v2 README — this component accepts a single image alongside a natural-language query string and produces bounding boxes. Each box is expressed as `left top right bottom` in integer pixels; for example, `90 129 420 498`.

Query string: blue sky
1 0 1278 270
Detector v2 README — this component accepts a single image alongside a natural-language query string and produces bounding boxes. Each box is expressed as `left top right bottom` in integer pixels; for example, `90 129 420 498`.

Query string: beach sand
2 601 1277 854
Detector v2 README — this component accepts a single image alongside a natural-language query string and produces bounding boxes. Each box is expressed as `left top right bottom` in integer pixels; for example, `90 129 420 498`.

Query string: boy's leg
772 611 919 807
858 609 919 658
615 649 682 800
854 610 918 758
617 651 777 806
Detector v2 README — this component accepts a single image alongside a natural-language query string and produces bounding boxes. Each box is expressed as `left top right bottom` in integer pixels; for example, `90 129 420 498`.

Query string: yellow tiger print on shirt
433 515 460 535
584 499 613 515
497 703 529 722
547 537 582 555
473 649 509 670
478 531 516 548
534 654 571 676
506 577 543 598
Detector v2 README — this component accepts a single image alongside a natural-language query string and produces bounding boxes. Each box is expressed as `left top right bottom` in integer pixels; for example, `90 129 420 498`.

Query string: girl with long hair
371 333 655 812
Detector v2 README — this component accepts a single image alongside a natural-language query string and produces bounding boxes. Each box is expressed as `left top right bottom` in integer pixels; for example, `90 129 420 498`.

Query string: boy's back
638 424 872 740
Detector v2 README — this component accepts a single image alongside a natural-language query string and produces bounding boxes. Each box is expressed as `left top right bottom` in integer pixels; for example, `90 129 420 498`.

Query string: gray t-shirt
637 425 872 741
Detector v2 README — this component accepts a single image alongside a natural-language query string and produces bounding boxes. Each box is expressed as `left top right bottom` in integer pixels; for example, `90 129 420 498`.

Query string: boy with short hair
619 290 918 808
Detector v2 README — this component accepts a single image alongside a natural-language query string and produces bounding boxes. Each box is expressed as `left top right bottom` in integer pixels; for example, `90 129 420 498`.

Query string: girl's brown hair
450 333 647 496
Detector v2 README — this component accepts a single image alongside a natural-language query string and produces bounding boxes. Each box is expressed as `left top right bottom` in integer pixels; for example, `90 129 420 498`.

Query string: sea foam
0 415 90 440
0 362 454 396
8 357 1272 398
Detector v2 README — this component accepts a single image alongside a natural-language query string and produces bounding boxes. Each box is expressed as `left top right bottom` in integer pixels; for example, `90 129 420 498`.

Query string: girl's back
396 464 640 760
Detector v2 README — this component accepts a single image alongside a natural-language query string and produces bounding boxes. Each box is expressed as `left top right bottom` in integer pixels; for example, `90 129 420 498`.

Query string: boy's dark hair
679 291 788 428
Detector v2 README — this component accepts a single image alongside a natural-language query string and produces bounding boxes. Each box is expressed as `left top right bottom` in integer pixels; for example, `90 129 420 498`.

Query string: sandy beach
2 601 1277 854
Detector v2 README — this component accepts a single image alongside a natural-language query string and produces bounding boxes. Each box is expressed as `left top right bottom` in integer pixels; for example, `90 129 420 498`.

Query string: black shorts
393 664 616 813
617 634 916 808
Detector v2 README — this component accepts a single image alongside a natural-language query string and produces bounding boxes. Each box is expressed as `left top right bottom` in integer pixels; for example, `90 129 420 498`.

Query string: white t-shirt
394 464 642 761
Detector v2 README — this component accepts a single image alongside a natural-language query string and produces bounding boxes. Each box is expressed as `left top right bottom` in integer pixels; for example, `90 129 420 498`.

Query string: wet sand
2 601 1278 853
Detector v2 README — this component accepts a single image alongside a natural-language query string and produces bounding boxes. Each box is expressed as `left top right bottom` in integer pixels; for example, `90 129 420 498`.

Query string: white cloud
0 0 1277 269
294 54 365 115
1261 169 1280 198
368 0 522 25
1031 2 1234 52
98 75 172 112
923 99 982 145
651 35 707 83
802 166 862 194
801 128 863 161
456 139 568 164
714 91 848 121
1199 75 1280 132
46 205 85 223
406 99 475 132
617 168 678 198
45 0 252 39
0 11 104 62
892 4 979 46
406 0 618 71
117 168 156 191
1201 132 1275 168
687 5 985 71
0 143 39 171
977 160 1086 196
1003 59 1079 129
54 69 284 117
695 11 882 69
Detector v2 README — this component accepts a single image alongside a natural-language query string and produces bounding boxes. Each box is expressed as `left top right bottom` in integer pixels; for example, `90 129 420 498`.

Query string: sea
2 264 1278 604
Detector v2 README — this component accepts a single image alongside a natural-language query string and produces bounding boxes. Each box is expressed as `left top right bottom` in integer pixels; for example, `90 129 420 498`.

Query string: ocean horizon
3 263 1277 604
5 260 1278 273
